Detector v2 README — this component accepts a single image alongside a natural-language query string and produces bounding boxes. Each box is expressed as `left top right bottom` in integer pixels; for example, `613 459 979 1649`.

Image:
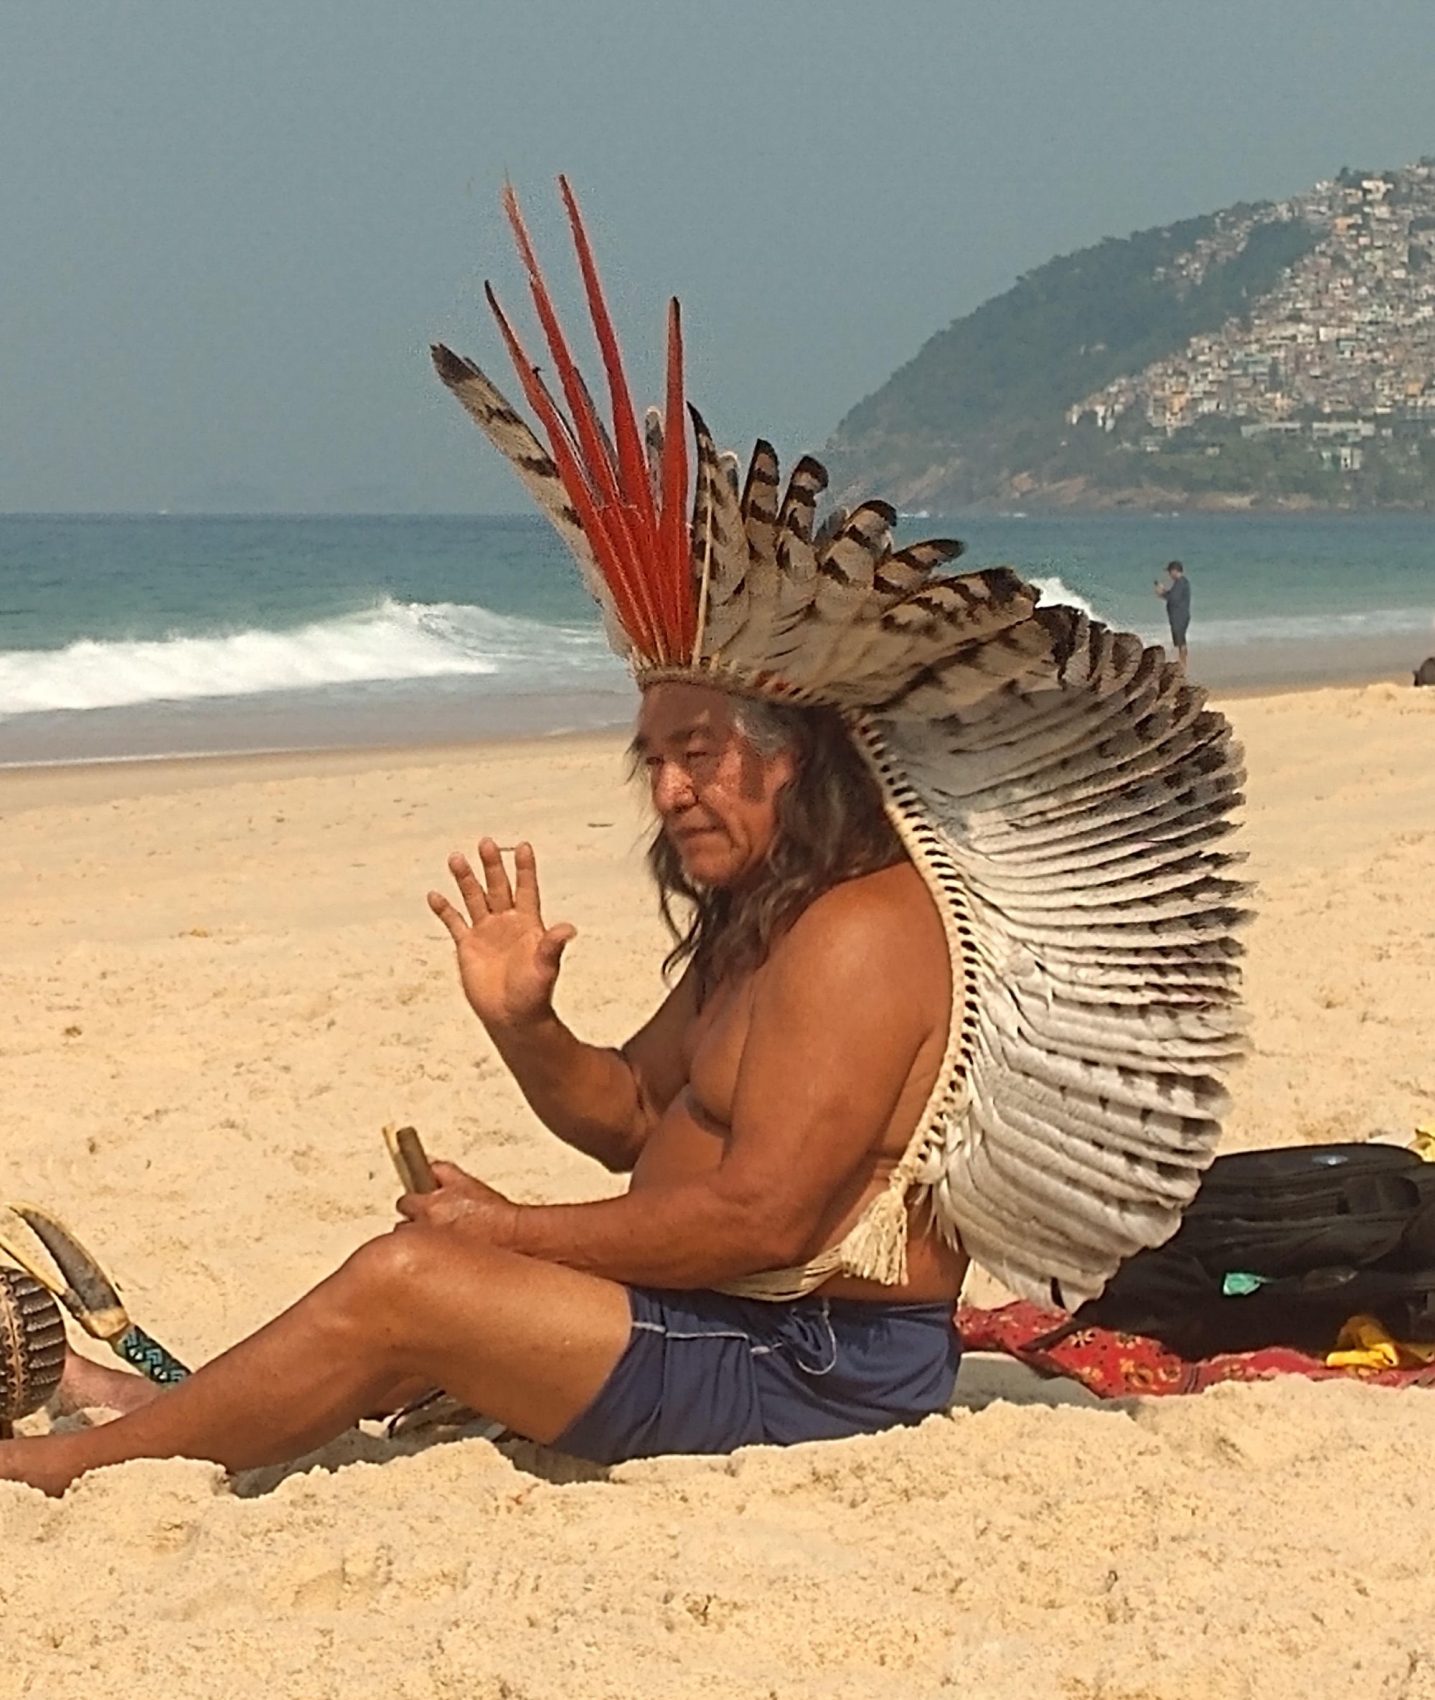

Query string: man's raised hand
428 839 577 1032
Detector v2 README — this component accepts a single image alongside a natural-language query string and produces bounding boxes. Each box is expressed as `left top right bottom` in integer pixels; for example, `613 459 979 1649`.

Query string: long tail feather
689 405 751 657
501 184 621 503
499 187 665 653
484 283 658 654
659 299 694 659
429 344 624 645
644 408 665 507
558 176 662 573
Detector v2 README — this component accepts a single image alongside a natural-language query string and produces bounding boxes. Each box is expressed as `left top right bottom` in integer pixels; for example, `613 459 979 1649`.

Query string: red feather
499 186 666 656
501 183 620 502
484 283 658 655
661 299 695 655
557 177 663 579
481 182 694 665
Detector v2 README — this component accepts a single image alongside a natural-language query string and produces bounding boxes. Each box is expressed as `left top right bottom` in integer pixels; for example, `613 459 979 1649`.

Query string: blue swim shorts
553 1285 961 1465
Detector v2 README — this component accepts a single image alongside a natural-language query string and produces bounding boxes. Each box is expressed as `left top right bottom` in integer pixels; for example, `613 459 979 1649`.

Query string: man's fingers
478 837 514 911
448 852 489 922
537 922 577 972
427 890 470 944
513 841 542 915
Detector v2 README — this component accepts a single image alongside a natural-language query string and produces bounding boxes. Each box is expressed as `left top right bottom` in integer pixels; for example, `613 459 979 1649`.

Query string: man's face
633 683 796 889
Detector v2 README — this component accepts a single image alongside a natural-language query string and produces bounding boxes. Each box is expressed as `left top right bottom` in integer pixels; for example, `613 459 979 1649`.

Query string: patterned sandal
0 1267 66 1436
0 1205 189 1386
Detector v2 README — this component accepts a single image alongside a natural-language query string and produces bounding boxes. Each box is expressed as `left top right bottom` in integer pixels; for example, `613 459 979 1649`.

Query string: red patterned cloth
956 1301 1435 1398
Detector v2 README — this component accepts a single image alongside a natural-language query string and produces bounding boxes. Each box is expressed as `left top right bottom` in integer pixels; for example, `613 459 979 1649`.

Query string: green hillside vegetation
826 209 1317 505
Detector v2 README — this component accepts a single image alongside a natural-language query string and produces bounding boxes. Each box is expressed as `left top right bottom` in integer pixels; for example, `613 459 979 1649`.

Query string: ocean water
1 511 1432 766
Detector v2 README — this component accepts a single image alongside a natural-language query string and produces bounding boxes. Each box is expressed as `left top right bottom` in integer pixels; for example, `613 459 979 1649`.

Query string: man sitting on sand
0 182 1245 1495
2 683 964 1495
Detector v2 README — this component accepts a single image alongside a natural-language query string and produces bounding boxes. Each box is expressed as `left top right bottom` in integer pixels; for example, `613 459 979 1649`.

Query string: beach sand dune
2 684 1433 1698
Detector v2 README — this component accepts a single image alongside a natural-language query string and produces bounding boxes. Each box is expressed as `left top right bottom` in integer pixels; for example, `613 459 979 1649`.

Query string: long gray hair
639 696 906 999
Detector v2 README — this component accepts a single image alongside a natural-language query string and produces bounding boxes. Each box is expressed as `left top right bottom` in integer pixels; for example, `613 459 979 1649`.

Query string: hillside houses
1068 161 1435 448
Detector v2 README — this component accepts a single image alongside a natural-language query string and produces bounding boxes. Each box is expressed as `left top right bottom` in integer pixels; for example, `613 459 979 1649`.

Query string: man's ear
771 746 800 794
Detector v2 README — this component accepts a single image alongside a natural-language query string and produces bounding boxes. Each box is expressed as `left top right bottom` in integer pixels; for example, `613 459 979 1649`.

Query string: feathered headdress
432 181 1249 1310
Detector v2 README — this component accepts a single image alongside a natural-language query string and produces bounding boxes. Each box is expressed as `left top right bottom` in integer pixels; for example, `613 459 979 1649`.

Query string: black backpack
1067 1144 1435 1358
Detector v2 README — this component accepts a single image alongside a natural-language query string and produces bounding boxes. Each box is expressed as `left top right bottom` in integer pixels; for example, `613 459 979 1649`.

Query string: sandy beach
2 680 1435 1698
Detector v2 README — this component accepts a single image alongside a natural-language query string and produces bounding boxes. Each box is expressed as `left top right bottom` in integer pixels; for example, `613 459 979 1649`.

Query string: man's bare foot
0 1431 90 1496
51 1346 162 1419
1 1351 169 1495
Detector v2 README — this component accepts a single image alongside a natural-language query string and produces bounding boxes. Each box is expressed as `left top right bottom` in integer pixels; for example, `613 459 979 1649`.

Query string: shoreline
956 494 1435 516
0 725 631 810
1 635 1429 778
0 679 637 773
0 675 1405 796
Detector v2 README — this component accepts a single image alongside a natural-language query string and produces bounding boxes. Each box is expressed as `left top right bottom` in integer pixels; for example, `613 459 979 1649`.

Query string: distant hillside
826 161 1435 511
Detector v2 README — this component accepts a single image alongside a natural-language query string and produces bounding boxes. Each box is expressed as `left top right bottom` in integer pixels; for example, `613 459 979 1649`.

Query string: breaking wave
0 599 620 718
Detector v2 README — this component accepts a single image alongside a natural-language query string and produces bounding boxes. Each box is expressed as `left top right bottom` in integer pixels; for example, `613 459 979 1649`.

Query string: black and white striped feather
687 408 751 657
679 442 1249 1308
430 344 628 652
869 599 1248 1307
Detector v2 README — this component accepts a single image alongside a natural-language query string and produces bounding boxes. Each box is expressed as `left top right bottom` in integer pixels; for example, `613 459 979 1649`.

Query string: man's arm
478 884 940 1286
431 839 697 1173
488 968 698 1173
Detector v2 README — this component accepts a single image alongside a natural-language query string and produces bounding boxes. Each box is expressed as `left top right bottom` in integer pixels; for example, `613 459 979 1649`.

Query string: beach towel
958 1300 1435 1398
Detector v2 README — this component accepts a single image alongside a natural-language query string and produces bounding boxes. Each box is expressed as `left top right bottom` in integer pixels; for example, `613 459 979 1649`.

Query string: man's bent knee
335 1228 510 1335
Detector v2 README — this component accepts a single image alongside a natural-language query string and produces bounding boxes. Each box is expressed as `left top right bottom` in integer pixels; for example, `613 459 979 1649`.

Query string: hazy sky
4 1 1433 513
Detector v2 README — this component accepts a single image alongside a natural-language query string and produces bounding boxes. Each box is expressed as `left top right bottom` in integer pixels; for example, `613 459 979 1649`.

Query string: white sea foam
3 582 1430 725
1027 575 1432 648
1172 604 1435 647
1027 575 1099 620
1121 605 1435 649
0 599 619 718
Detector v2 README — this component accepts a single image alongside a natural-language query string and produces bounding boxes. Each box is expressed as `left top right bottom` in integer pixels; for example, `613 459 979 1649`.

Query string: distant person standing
1155 560 1191 667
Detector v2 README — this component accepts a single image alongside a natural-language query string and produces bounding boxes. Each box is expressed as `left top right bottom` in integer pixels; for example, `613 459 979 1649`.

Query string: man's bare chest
679 975 757 1132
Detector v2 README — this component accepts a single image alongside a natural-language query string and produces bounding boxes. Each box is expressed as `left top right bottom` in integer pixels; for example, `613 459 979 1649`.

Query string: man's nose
651 761 695 814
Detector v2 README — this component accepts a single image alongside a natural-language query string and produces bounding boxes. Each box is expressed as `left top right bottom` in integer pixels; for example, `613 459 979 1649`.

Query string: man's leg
53 1344 430 1424
0 1226 631 1495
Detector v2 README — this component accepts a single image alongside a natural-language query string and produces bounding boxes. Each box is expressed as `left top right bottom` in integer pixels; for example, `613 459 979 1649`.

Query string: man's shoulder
771 864 945 974
749 864 950 1043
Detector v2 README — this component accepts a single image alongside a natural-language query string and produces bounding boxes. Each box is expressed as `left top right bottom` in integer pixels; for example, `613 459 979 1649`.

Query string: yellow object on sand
1322 1130 1435 1370
1326 1314 1435 1371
